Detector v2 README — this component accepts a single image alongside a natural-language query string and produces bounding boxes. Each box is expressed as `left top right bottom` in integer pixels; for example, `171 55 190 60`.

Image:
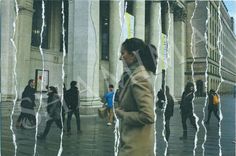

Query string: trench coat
117 65 155 156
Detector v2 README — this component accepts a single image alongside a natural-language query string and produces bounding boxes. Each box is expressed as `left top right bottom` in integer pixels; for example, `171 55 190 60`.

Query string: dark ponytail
141 44 157 74
121 38 158 74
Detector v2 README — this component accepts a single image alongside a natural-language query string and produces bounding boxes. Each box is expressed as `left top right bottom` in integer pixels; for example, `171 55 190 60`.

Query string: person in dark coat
157 88 165 109
61 83 67 124
179 82 197 140
205 89 220 125
65 81 81 134
37 86 62 139
16 79 36 128
164 86 174 141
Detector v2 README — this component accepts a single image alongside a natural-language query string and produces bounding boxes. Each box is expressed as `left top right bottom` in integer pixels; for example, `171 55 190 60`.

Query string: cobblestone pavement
1 95 235 156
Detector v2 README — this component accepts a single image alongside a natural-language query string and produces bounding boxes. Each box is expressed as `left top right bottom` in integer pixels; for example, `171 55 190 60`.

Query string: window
161 2 166 34
31 0 51 49
100 1 110 60
145 1 150 42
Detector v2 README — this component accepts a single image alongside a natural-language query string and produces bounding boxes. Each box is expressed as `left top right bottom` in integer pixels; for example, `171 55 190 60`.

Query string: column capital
18 0 34 15
161 1 175 14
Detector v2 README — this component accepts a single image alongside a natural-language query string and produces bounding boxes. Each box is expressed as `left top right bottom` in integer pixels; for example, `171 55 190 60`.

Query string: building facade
1 0 235 113
185 1 236 95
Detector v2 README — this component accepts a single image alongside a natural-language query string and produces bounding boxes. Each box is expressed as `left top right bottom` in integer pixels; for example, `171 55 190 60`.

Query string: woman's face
119 47 136 66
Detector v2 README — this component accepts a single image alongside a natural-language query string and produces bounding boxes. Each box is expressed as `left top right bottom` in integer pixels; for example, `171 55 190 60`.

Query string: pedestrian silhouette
103 84 115 126
156 88 165 109
179 82 197 140
205 89 220 125
164 86 174 141
37 86 62 139
16 79 36 128
64 81 81 135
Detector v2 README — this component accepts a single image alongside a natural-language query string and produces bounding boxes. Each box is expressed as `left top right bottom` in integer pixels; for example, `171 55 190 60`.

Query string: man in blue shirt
104 84 115 126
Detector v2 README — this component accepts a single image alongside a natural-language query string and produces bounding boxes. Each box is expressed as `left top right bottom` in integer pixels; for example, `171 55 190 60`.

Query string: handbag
98 107 107 119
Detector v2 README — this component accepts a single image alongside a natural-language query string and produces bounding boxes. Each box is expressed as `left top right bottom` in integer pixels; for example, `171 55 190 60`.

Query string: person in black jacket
16 79 36 128
205 89 220 125
65 81 81 134
179 82 197 140
61 83 67 124
157 88 165 109
37 86 62 139
164 86 174 141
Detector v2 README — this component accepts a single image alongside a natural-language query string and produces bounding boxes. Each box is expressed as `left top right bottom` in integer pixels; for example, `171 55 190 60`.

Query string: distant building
185 1 236 95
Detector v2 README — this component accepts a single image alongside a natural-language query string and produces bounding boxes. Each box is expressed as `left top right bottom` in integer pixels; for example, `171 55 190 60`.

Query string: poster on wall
35 69 49 92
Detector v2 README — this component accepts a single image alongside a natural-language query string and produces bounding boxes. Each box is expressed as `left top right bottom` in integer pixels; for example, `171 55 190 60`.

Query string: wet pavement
1 95 235 156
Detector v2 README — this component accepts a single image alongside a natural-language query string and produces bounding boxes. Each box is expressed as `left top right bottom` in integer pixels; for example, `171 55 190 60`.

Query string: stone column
67 0 74 88
1 0 16 100
164 4 175 96
49 1 61 51
174 7 187 98
149 1 162 91
133 0 145 40
15 0 34 98
68 0 100 114
109 1 125 85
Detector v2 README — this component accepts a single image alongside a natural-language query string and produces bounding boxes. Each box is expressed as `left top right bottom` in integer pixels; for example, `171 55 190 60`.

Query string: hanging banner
121 12 134 42
124 12 134 39
35 69 49 92
160 34 168 70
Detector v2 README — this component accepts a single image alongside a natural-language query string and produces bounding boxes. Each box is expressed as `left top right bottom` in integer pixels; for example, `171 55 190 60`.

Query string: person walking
205 89 220 125
156 88 165 109
164 86 174 142
179 82 197 140
64 81 81 134
16 79 36 128
37 86 62 139
103 84 115 126
115 38 157 156
61 83 67 124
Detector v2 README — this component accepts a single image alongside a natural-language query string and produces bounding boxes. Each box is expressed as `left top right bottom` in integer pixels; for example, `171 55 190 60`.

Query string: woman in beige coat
116 38 157 156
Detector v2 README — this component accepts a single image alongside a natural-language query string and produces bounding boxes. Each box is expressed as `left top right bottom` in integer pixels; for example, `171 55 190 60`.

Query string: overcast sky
224 0 236 33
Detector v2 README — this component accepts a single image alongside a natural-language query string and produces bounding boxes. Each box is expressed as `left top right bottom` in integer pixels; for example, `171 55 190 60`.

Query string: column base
1 94 16 101
79 97 103 115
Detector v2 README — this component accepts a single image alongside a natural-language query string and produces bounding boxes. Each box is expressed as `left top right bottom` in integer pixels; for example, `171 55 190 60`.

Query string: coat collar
118 65 147 103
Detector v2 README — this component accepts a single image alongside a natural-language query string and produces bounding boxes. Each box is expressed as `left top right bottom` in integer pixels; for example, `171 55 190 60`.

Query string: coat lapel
118 66 146 104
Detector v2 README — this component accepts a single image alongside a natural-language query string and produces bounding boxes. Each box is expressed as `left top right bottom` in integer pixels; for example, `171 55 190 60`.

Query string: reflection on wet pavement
1 96 235 156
